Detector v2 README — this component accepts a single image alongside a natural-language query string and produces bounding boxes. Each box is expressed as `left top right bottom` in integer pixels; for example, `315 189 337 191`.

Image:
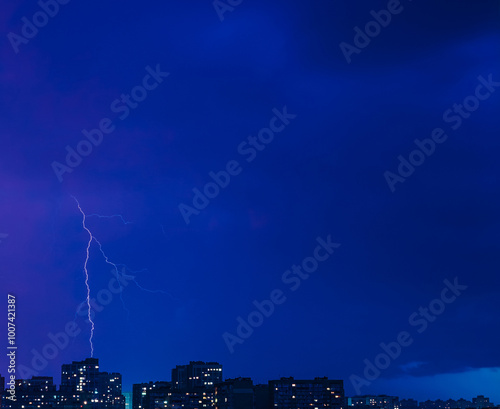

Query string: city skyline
1 0 499 405
1 358 499 404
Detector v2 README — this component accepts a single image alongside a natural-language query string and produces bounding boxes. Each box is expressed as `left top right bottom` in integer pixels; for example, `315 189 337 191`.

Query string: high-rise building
132 381 171 409
269 377 345 409
254 384 269 409
98 372 126 408
473 396 493 409
59 358 125 409
0 376 57 408
172 362 222 391
456 399 474 409
60 357 100 407
132 380 219 409
168 390 214 409
215 378 254 409
123 392 132 409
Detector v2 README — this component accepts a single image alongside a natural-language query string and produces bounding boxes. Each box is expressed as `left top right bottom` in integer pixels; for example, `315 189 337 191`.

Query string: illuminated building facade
269 377 345 409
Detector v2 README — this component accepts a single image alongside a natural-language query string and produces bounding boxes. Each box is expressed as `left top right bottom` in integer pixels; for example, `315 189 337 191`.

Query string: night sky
1 0 500 402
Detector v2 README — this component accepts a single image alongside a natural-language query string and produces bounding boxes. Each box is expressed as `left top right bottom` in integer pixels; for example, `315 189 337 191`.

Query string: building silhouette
18 377 57 407
1 359 498 409
268 377 345 409
0 376 57 408
350 395 400 409
132 381 172 409
417 397 495 409
172 362 223 391
215 377 254 409
59 358 125 409
253 384 269 409
401 399 420 409
133 361 223 409
473 397 493 409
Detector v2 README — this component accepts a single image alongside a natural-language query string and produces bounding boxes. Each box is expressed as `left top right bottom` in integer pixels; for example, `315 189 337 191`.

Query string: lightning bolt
71 196 176 355
85 211 135 313
72 196 95 358
87 214 133 225
92 229 175 299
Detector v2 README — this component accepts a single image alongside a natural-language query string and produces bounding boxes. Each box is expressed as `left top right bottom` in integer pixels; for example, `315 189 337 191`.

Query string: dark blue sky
1 0 500 401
